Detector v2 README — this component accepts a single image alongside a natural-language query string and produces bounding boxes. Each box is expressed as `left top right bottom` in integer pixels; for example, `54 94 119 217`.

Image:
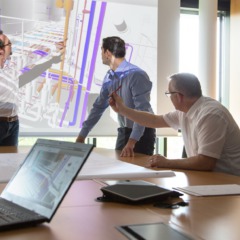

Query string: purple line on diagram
59 83 74 127
33 50 49 57
126 43 133 62
69 0 96 126
79 2 107 128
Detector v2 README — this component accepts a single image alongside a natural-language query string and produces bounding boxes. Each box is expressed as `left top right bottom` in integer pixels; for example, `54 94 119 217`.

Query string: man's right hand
76 135 85 143
109 92 124 113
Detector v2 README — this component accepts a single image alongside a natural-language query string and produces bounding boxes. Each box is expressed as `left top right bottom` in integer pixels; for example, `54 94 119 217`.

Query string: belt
0 115 18 122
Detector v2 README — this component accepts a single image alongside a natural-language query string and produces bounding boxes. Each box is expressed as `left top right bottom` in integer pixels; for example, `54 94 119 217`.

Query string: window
179 11 199 76
179 10 230 105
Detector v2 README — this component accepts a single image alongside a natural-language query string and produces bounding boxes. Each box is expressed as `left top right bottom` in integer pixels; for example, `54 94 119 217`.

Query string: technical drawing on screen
0 0 157 136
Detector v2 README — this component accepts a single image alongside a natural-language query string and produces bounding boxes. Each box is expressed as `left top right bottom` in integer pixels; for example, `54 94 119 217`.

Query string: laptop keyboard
0 198 43 224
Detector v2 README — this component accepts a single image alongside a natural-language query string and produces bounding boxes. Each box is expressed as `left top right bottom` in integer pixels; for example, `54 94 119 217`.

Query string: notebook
173 184 240 196
0 138 94 231
117 222 194 240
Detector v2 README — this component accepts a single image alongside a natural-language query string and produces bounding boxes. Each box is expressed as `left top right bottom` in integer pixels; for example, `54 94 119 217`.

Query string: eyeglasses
0 40 12 56
165 91 182 97
0 40 11 49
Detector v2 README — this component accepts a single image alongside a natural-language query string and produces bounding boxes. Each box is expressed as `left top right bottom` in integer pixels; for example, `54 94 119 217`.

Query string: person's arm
109 92 169 128
18 41 65 87
148 154 217 171
76 135 85 143
76 82 110 142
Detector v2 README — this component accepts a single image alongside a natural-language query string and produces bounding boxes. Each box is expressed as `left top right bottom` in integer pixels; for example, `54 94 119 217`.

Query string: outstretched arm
18 41 65 87
109 92 169 128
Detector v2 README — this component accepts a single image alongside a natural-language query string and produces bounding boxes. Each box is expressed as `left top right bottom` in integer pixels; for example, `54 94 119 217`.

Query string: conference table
0 146 240 240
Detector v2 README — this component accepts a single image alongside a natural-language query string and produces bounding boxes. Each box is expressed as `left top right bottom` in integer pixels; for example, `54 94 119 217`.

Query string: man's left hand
120 138 137 157
147 154 169 168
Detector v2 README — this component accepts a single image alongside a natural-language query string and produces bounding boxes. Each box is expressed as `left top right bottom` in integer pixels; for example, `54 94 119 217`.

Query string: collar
114 59 127 73
108 59 129 81
108 69 114 79
185 96 204 119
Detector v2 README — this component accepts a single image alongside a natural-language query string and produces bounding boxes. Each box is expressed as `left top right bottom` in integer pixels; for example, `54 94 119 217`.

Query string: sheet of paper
173 184 240 196
0 152 175 183
0 153 26 183
78 152 175 179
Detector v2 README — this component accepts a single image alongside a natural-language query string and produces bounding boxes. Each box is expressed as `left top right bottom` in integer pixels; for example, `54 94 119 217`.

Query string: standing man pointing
0 30 19 146
76 36 156 157
0 30 65 146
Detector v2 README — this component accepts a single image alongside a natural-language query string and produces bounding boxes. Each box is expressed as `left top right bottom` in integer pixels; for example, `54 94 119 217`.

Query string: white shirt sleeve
163 111 181 130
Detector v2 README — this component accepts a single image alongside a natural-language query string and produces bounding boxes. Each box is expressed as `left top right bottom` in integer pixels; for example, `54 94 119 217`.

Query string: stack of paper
0 152 175 183
174 184 240 196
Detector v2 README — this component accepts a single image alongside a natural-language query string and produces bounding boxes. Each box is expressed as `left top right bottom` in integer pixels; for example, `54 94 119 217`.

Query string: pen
114 85 122 93
109 85 122 97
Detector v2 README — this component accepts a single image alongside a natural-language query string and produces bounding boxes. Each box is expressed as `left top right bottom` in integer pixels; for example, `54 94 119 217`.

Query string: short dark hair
169 72 202 98
102 36 126 58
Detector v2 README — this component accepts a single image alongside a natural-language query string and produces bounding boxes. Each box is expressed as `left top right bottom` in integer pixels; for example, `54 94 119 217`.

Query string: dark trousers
115 127 156 155
0 120 19 146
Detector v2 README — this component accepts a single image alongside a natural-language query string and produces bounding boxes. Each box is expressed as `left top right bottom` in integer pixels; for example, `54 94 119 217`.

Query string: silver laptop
0 139 94 231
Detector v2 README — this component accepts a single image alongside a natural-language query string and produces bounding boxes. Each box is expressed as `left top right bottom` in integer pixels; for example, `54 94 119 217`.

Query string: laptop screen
1 139 94 220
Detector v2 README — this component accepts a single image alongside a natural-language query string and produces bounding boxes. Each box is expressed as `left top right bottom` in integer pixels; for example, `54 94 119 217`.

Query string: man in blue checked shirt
76 36 156 157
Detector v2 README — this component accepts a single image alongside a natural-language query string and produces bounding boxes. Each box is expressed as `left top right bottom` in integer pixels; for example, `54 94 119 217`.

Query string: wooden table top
0 146 240 239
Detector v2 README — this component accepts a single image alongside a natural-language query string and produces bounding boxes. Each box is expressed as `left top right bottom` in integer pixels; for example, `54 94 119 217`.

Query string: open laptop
0 138 94 231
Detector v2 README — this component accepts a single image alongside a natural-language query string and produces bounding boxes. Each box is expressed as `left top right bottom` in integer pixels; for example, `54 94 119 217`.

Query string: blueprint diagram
0 0 157 136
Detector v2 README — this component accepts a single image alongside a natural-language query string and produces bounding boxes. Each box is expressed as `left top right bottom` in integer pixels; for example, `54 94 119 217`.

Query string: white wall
229 0 240 125
198 0 218 98
157 0 180 136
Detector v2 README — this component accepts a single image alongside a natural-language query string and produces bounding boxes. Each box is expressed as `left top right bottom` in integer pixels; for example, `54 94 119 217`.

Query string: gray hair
169 73 202 98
